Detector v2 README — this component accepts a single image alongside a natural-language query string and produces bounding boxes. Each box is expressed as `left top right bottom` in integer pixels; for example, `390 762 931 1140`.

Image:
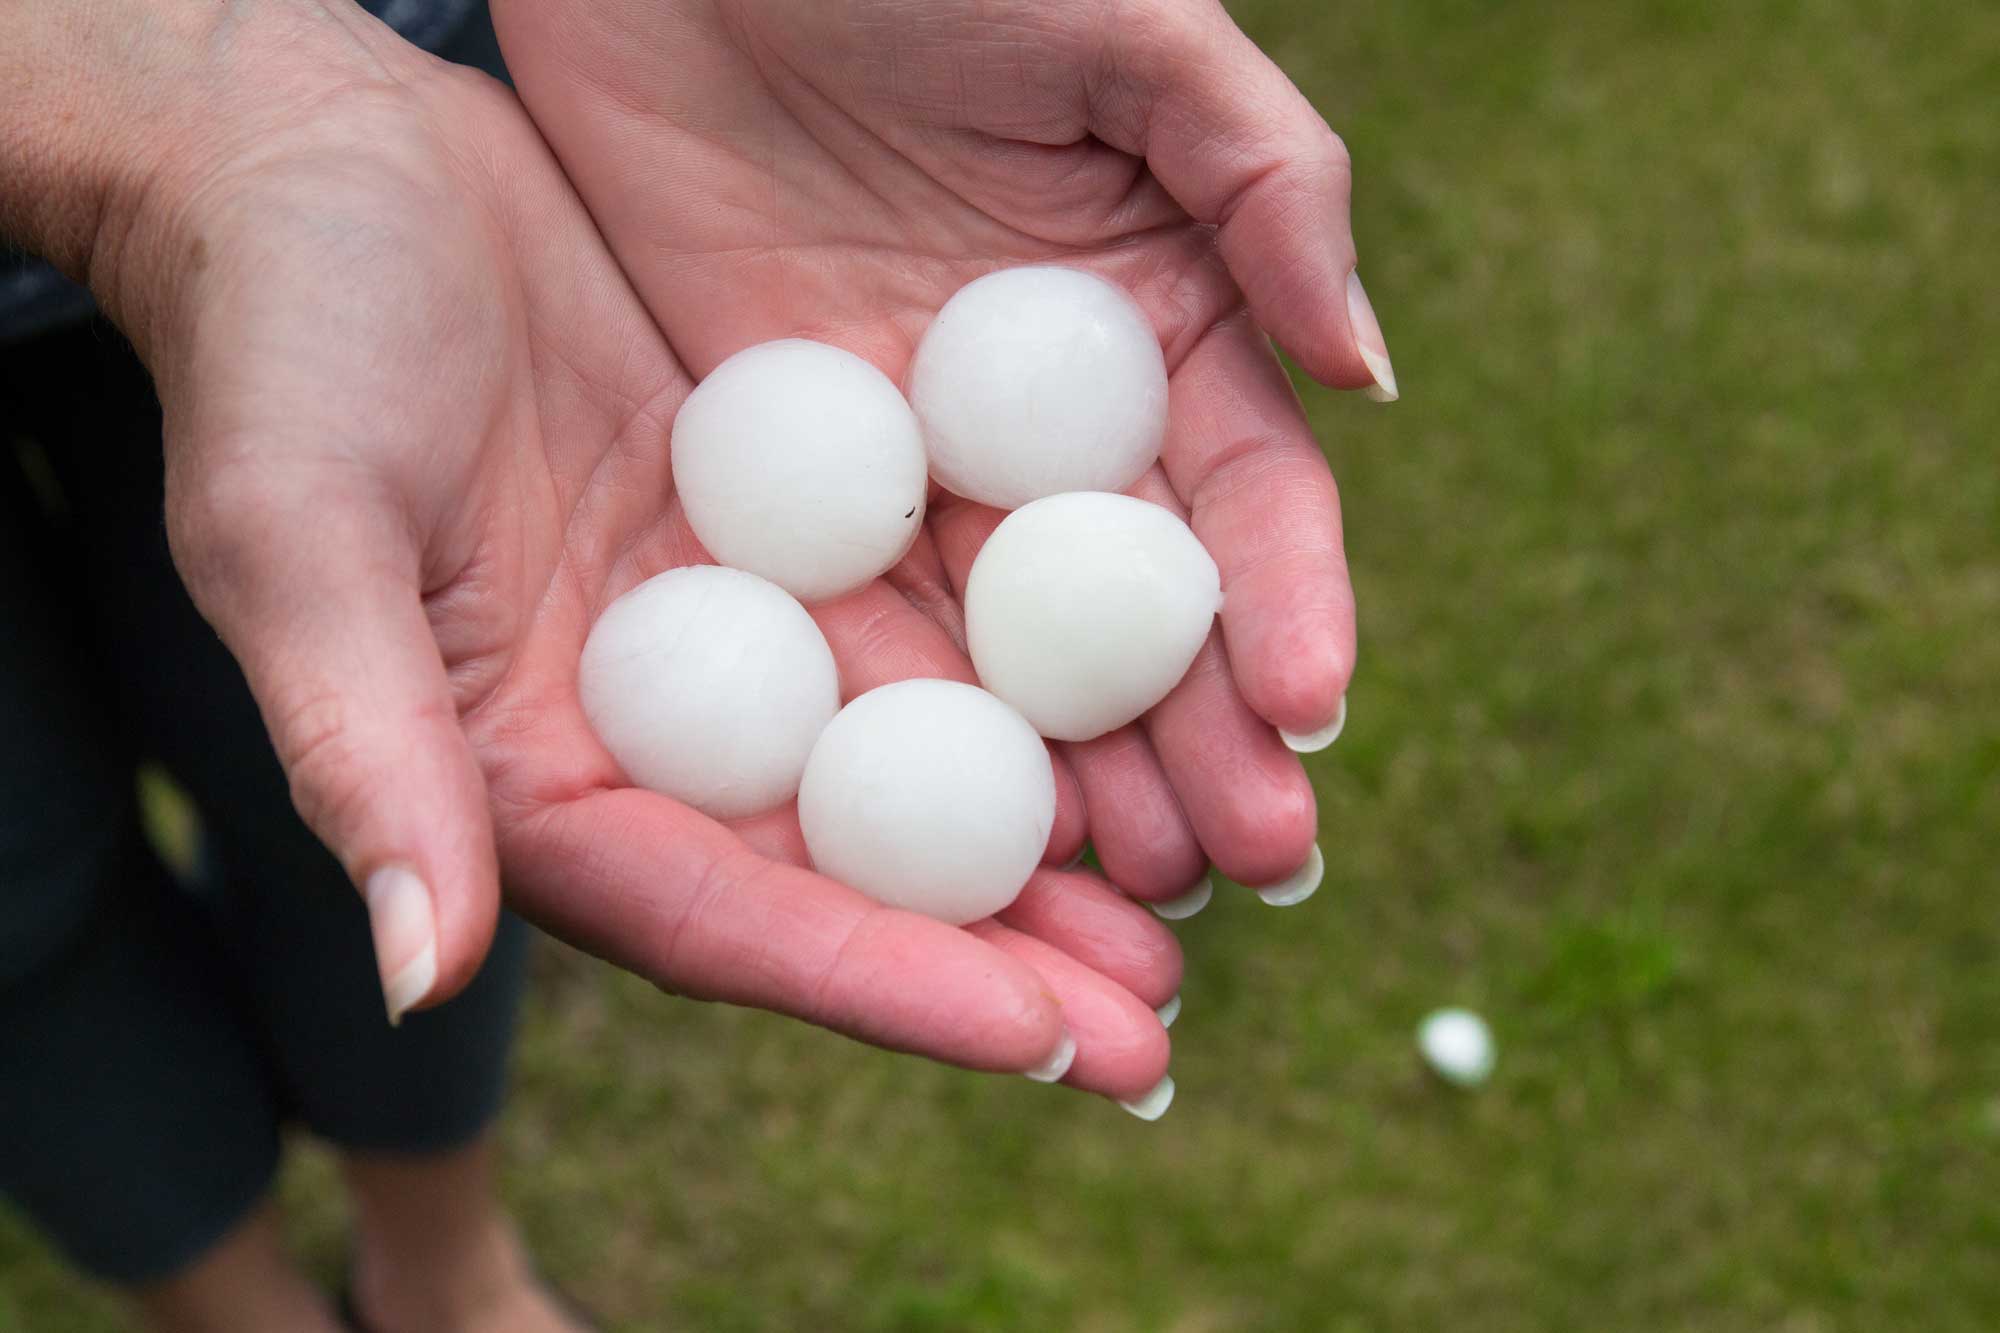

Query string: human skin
1 0 1391 1104
494 0 1388 900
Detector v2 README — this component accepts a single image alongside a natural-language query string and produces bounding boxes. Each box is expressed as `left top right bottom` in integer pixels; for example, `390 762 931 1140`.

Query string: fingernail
1253 843 1324 907
1155 993 1182 1029
1023 1028 1077 1083
1118 1075 1176 1121
1148 877 1213 921
364 865 436 1026
1279 694 1348 753
1345 271 1398 403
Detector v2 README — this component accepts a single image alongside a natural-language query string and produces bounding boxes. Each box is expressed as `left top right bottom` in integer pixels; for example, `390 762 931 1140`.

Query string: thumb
167 460 498 1023
1087 1 1397 400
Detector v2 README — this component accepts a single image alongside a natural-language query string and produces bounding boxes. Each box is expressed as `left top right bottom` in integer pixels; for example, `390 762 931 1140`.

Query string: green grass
5 0 1997 1328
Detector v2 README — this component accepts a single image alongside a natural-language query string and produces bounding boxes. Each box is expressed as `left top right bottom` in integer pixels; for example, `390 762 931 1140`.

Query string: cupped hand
109 2 1175 1100
492 0 1386 905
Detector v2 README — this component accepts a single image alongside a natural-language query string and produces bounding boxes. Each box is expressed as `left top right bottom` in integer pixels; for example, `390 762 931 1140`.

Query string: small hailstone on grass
906 266 1168 509
965 492 1222 741
671 339 928 603
578 566 838 820
1417 1008 1497 1087
797 679 1055 925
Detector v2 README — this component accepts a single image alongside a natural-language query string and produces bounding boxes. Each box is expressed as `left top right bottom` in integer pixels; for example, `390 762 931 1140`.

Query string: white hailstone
965 492 1221 742
906 266 1169 509
797 679 1055 925
578 566 838 820
671 339 928 603
1417 1008 1497 1087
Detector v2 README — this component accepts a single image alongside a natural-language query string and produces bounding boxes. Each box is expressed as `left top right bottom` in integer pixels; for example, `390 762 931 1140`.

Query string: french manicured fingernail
1279 694 1348 753
1118 1075 1176 1121
1148 877 1213 921
364 865 436 1026
1253 843 1324 907
1155 993 1182 1029
1024 1029 1077 1083
1346 270 1398 403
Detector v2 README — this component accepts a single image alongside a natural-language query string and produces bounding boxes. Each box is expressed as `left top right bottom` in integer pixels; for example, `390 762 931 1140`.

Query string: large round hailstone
906 266 1168 509
966 492 1221 742
797 679 1055 925
671 339 928 603
578 566 838 820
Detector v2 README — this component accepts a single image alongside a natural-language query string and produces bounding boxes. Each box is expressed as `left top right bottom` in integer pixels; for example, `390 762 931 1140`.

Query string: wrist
0 2 232 279
0 1 430 354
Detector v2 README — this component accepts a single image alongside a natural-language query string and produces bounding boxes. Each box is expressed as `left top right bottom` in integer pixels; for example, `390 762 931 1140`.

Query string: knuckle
272 689 370 843
652 846 770 995
804 911 879 1030
1102 815 1203 897
1319 126 1354 181
1122 925 1185 1004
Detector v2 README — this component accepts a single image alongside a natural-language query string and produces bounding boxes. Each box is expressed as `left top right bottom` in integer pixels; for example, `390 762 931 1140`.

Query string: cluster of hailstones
580 266 1224 926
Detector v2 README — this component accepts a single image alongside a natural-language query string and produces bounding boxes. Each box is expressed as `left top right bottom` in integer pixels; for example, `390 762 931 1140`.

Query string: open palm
494 0 1387 911
146 8 1174 1103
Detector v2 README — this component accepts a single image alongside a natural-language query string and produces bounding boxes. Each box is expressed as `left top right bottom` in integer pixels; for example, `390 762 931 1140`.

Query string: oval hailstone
965 492 1222 741
578 566 838 820
1417 1008 1497 1087
798 679 1055 925
906 266 1168 509
671 339 928 603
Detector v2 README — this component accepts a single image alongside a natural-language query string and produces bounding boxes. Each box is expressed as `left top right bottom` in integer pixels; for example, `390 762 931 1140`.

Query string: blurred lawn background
5 0 1996 1328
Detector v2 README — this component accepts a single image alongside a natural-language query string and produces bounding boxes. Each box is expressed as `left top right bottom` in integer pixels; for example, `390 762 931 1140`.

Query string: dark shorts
0 319 528 1285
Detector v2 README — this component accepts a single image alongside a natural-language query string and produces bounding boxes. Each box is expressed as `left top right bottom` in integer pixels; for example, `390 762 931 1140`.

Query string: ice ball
671 339 928 603
1417 1008 1497 1087
965 492 1221 741
579 565 838 820
906 266 1168 509
797 679 1055 925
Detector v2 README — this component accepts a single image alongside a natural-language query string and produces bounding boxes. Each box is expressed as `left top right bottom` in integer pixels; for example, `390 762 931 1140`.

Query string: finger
925 490 1007 602
1144 627 1319 890
167 468 496 1021
965 919 1171 1103
1085 0 1396 398
929 492 1198 889
1165 311 1355 739
1060 726 1206 902
812 579 978 698
996 868 1183 1009
727 803 810 865
881 522 969 651
1042 751 1089 867
505 787 1070 1074
1103 465 1321 887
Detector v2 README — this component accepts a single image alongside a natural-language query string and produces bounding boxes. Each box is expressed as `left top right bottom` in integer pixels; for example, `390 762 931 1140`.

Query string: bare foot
349 1213 586 1333
342 1136 588 1333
